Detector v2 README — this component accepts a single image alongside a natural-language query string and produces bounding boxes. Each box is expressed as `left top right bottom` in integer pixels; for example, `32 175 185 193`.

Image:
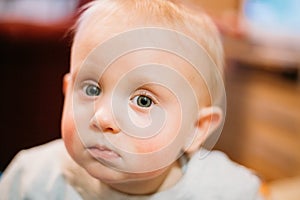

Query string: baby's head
61 0 224 192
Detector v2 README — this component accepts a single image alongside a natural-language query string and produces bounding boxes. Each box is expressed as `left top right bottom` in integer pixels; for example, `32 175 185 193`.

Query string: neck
108 161 183 195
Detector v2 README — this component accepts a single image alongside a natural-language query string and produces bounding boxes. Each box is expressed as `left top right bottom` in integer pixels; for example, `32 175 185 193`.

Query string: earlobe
63 73 71 95
185 106 223 155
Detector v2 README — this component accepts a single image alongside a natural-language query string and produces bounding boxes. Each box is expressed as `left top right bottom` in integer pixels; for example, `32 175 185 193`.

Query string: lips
87 145 121 160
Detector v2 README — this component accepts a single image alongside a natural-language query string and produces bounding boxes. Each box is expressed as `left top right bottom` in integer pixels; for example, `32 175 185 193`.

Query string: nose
90 101 120 134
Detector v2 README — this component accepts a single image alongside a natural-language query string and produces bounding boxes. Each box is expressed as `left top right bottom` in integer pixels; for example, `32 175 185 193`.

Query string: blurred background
0 0 299 199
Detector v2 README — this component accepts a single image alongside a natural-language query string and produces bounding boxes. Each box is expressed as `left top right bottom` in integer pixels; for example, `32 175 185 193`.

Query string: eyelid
81 80 100 88
131 89 158 104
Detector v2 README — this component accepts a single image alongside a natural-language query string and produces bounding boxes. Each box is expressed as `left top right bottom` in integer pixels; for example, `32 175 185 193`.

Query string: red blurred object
0 0 92 41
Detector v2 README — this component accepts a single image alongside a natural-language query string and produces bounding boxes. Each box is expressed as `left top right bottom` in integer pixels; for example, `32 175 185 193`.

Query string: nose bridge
95 96 110 117
91 94 120 134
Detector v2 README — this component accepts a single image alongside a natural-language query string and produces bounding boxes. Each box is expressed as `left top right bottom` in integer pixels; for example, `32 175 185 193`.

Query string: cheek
131 112 182 153
61 108 78 155
132 139 163 153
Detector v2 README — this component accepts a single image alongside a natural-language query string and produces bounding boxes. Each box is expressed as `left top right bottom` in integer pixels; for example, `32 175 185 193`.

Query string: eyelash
131 90 158 104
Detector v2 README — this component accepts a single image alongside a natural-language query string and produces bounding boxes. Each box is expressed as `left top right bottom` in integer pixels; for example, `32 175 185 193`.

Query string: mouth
87 145 121 161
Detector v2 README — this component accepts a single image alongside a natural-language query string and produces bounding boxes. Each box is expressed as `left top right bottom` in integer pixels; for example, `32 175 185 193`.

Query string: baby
0 0 263 199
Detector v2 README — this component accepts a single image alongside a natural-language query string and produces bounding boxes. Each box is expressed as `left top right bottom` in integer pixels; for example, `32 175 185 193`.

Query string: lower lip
88 147 121 161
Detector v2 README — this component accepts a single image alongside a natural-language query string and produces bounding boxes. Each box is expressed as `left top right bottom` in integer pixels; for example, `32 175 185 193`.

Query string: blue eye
132 95 153 108
84 84 101 96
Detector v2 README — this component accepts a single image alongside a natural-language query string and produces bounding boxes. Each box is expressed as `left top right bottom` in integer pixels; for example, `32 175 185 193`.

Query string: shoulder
5 139 67 175
17 139 66 159
0 139 81 199
182 150 262 200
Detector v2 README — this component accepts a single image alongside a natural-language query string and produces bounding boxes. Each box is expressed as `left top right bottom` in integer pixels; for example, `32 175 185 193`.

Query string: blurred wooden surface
269 175 300 200
215 63 300 182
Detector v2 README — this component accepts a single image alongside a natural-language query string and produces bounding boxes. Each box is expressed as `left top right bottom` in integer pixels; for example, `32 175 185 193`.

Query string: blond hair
73 0 224 74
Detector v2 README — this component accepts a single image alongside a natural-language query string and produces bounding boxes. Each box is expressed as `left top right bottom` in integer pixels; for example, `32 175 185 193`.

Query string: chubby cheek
131 113 182 154
61 110 79 158
131 139 162 153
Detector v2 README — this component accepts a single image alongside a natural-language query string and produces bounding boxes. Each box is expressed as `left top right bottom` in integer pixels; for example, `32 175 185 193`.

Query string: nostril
107 127 113 131
90 122 101 131
106 127 115 133
91 124 119 134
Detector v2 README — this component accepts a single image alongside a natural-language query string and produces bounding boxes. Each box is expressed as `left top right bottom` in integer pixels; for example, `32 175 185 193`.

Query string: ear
63 73 71 95
185 106 223 155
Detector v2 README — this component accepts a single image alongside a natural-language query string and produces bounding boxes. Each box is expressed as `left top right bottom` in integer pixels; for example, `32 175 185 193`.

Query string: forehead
72 14 197 78
71 5 154 71
105 50 199 80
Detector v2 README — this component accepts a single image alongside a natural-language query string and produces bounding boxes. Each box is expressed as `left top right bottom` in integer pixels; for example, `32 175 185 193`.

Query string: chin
82 159 124 182
84 160 164 184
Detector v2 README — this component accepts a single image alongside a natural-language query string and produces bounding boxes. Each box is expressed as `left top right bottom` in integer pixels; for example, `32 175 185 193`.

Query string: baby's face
62 18 210 183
